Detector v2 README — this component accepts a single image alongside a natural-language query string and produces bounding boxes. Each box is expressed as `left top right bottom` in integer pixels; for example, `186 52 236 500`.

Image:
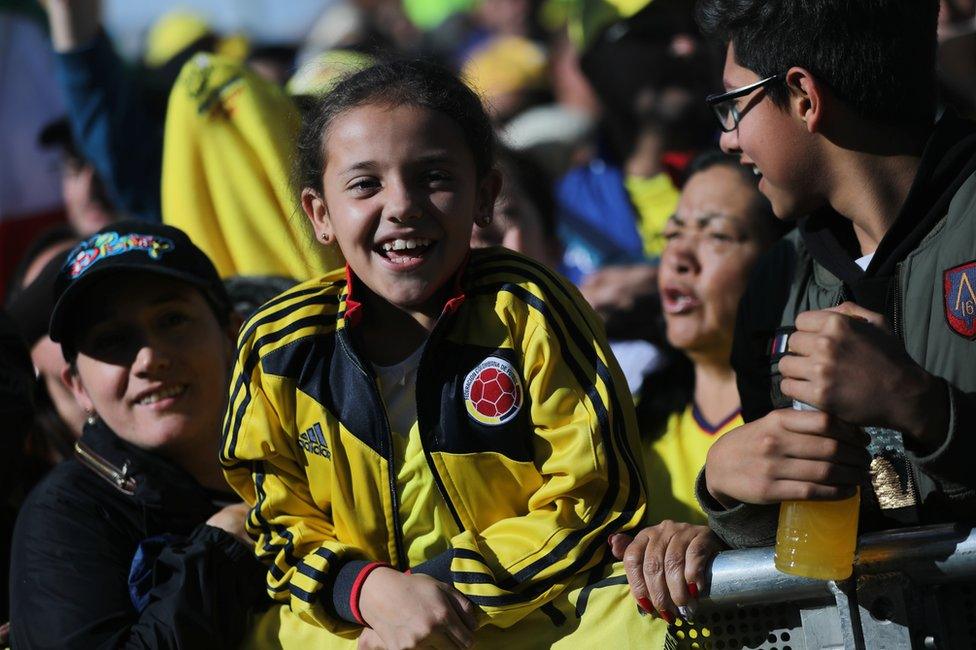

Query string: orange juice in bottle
773 401 861 580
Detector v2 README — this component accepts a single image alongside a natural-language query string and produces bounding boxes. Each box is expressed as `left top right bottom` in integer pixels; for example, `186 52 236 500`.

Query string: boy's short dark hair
696 0 940 128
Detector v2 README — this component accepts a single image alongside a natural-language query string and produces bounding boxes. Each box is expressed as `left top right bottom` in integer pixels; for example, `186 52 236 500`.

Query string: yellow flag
163 53 342 280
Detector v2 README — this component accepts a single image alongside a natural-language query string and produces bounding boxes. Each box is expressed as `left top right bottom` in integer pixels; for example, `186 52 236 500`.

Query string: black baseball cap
49 221 231 357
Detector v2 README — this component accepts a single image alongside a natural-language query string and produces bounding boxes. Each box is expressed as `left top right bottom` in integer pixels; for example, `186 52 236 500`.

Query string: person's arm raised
40 0 101 52
40 0 163 222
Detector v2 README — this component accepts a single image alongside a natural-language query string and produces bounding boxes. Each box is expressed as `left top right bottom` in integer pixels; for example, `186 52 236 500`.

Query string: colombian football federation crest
944 261 976 340
463 356 523 425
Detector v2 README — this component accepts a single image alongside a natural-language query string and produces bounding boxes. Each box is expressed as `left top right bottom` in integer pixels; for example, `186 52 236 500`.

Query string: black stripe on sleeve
294 548 345 616
221 291 338 462
296 561 330 583
450 548 486 563
289 583 317 604
251 464 299 576
222 302 338 463
452 571 496 584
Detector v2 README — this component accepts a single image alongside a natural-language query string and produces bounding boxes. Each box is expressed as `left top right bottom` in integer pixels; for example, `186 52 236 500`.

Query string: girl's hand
358 568 478 649
38 0 103 52
609 522 723 622
357 628 385 650
704 407 871 508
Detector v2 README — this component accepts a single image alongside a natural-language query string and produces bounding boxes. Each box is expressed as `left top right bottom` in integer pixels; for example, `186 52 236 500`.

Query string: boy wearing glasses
694 0 976 547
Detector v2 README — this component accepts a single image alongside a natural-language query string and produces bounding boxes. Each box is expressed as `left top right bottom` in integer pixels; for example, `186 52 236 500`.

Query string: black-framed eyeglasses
706 73 785 132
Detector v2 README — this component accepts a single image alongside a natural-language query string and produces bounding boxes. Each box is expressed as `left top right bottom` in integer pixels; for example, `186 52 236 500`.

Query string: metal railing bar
700 523 976 607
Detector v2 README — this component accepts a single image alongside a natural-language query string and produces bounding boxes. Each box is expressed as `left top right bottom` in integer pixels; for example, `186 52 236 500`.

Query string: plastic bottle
773 401 860 580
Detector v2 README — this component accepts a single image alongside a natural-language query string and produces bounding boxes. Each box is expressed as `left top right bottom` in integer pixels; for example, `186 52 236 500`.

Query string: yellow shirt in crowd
625 172 681 259
642 403 743 526
163 53 341 280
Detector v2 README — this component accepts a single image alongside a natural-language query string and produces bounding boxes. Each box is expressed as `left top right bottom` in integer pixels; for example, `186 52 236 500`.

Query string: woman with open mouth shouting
610 151 790 625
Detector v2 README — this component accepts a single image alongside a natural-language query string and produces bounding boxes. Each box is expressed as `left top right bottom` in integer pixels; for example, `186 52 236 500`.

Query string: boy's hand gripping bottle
773 400 860 580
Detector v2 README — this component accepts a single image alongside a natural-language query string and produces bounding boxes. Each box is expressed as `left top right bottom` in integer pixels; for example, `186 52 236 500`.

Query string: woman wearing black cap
8 221 267 648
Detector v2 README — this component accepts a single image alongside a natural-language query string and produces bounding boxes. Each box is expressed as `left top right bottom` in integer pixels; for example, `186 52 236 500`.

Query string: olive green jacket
697 114 976 548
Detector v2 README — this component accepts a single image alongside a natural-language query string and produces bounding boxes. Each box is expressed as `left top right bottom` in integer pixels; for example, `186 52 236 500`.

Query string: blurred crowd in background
1 0 975 644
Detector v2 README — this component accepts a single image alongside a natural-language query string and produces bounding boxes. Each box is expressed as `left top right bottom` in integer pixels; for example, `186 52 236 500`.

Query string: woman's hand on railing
609 521 724 623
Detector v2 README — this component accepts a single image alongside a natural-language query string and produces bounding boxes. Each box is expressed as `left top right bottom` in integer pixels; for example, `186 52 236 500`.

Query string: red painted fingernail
687 582 700 598
659 609 675 625
637 597 654 614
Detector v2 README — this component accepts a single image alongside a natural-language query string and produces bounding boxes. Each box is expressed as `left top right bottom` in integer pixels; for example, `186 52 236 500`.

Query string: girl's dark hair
294 59 496 201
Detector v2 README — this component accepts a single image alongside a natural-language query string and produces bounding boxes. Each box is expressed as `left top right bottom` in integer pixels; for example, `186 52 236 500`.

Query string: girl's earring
320 232 331 244
85 410 98 427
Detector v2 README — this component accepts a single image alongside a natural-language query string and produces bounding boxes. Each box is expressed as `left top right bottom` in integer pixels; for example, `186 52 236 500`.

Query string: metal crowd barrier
670 524 976 649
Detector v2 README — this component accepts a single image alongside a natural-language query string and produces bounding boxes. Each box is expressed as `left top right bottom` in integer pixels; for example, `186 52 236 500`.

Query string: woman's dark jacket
8 419 267 648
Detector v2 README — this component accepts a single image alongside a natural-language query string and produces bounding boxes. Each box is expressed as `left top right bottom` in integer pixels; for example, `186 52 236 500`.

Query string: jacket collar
336 256 470 331
801 111 976 282
75 419 216 517
799 111 976 313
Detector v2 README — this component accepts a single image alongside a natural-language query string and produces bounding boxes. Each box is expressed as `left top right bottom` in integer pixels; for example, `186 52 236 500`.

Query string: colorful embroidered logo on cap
66 232 175 279
463 356 523 426
944 260 976 340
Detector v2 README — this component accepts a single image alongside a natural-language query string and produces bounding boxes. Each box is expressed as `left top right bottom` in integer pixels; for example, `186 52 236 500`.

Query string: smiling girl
221 61 658 648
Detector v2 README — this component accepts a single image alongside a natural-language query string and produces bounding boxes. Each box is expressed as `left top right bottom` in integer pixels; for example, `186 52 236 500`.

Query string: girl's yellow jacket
221 248 646 635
